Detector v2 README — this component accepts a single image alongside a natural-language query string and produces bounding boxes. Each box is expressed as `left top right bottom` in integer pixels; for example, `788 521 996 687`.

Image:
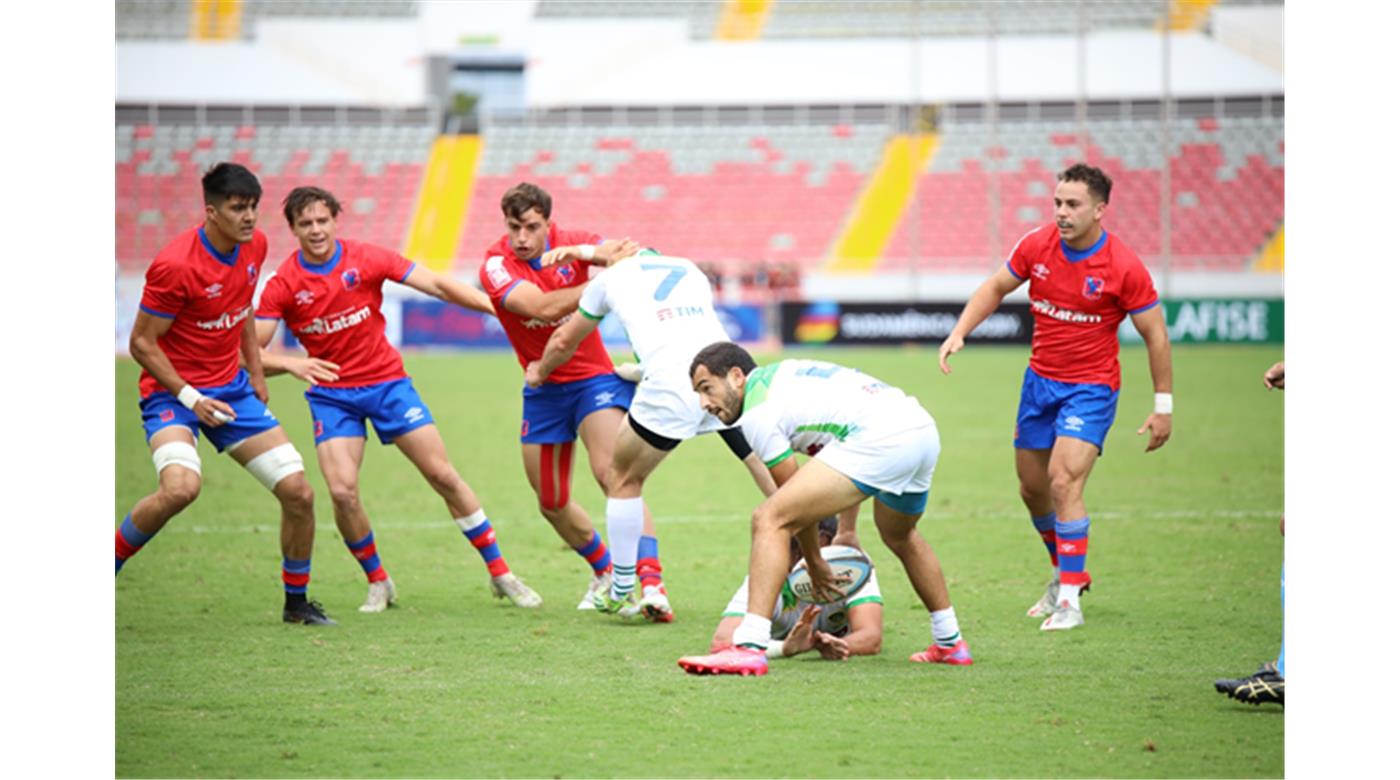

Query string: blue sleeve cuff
255 315 281 321
1004 261 1026 281
498 278 523 306
399 263 416 283
1128 299 1160 315
139 304 176 319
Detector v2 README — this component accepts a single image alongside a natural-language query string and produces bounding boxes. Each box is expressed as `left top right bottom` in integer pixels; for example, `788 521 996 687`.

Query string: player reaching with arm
709 518 883 662
480 183 666 611
255 186 540 613
677 344 972 676
117 163 334 626
525 249 777 621
938 163 1172 631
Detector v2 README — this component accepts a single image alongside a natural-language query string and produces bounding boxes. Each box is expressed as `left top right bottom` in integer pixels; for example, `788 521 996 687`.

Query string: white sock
930 606 961 646
605 497 644 597
732 613 773 651
453 508 487 532
1059 583 1082 609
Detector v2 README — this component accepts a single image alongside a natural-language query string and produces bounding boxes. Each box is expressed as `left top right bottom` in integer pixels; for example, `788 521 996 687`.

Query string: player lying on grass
480 182 661 610
678 343 972 677
938 163 1173 631
526 249 777 622
255 186 541 613
710 517 883 661
118 163 335 626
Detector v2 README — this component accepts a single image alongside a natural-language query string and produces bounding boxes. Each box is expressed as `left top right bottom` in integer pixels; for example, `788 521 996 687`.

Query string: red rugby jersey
1005 223 1159 391
479 224 615 384
137 226 268 398
256 239 414 388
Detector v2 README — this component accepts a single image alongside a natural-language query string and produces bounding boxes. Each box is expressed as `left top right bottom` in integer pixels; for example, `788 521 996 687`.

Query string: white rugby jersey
723 568 884 639
576 252 730 375
739 359 935 468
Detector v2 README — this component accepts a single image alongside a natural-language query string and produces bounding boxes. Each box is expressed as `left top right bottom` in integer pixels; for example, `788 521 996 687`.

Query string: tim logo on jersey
342 268 362 291
1082 276 1105 301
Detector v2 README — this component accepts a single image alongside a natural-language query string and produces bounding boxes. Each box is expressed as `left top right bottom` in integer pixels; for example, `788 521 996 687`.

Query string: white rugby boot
490 573 542 608
1027 579 1059 618
359 577 398 613
577 571 612 610
1040 599 1085 631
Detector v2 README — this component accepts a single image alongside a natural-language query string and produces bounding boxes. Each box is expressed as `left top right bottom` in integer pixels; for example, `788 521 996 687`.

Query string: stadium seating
116 0 418 41
115 122 435 267
886 114 1284 271
458 122 889 278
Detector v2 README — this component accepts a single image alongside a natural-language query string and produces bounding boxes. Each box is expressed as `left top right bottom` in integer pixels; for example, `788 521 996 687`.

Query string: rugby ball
786 545 872 604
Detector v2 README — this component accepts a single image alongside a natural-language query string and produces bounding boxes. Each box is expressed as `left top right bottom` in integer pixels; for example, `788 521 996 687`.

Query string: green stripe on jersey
578 306 603 321
743 363 781 413
795 422 855 441
764 449 794 469
845 595 883 609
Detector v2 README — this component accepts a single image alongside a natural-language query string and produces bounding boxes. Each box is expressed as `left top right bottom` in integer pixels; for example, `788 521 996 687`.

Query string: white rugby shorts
815 421 941 495
628 367 727 442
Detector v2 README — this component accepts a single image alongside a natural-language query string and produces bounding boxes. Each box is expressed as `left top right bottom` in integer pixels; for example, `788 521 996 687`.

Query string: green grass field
115 345 1283 778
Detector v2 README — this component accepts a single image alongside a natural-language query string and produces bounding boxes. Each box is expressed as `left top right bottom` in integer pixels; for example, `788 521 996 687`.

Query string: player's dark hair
690 342 756 382
202 162 262 206
501 182 552 220
791 517 842 558
282 186 342 226
1058 163 1112 204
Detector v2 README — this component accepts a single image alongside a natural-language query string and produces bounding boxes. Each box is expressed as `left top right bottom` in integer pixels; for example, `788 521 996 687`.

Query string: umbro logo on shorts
594 391 615 406
404 407 425 423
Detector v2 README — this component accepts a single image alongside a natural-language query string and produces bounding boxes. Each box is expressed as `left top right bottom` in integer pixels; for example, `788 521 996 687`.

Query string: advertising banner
400 301 767 349
1119 299 1283 344
779 301 1033 346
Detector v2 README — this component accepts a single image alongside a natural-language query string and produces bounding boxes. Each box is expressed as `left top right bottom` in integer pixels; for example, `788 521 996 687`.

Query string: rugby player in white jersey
525 250 773 621
678 344 973 676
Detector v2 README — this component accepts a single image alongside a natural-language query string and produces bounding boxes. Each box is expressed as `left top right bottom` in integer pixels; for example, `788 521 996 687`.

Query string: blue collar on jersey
525 238 552 271
198 226 240 266
297 240 343 275
1061 229 1108 263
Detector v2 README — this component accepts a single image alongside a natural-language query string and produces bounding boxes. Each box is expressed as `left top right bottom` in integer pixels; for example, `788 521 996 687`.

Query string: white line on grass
162 508 1283 536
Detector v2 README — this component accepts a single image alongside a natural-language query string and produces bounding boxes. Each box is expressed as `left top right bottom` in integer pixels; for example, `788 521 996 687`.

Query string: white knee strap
152 441 201 476
244 443 305 491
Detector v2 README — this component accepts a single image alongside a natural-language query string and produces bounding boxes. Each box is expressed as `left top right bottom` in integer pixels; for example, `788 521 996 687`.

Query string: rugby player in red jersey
256 186 541 613
117 163 335 626
479 183 670 615
939 163 1173 631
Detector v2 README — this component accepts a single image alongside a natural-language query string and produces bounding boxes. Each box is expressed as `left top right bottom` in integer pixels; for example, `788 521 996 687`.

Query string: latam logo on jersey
1082 276 1105 301
298 305 372 336
1031 298 1103 324
341 268 362 291
196 305 252 331
523 312 573 329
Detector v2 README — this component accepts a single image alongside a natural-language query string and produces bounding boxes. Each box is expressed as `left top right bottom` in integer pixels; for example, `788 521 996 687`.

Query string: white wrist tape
766 643 786 659
579 244 596 261
1154 393 1174 415
177 384 205 410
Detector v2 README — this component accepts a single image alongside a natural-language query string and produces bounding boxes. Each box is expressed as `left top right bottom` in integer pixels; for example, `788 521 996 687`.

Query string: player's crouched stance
678 344 971 676
116 162 334 626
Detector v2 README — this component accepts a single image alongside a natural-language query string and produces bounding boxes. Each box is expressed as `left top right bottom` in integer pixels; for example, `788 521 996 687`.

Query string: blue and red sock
114 514 152 574
1032 512 1058 569
346 532 389 583
282 557 312 597
637 535 663 591
457 511 511 578
1055 517 1090 588
574 530 612 576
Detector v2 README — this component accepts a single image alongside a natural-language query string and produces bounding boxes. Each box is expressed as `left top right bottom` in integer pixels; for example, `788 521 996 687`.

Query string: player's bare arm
401 266 495 315
939 266 1024 374
253 319 340 385
539 237 640 268
836 601 884 657
501 279 587 323
525 313 597 388
1131 305 1174 452
129 309 235 427
240 314 270 403
1264 361 1284 390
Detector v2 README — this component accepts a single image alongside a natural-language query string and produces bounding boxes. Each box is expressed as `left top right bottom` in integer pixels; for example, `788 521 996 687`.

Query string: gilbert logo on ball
786 545 873 604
